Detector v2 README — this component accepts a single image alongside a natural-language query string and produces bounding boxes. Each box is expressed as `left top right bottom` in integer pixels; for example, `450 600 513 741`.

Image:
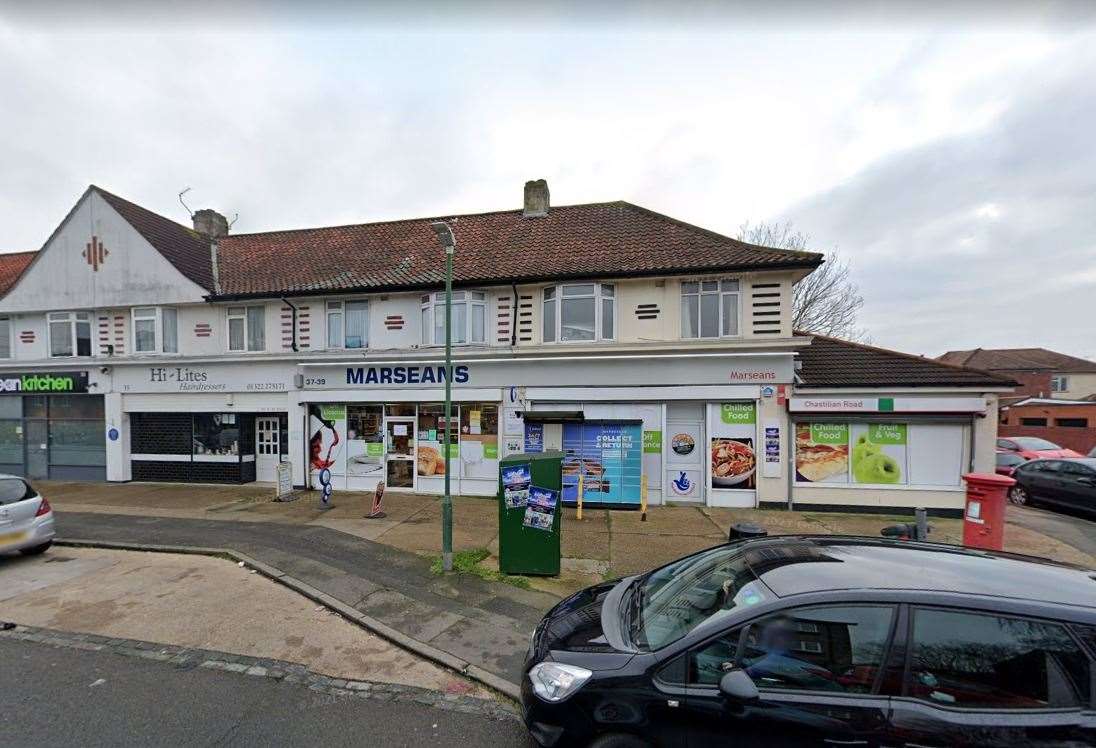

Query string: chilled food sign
0 371 88 394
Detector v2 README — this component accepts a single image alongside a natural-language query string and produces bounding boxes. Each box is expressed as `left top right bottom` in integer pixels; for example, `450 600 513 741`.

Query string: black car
522 536 1096 747
1008 457 1096 514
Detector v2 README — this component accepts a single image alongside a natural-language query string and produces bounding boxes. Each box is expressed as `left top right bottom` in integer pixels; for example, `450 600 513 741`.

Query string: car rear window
1012 437 1061 450
0 478 35 505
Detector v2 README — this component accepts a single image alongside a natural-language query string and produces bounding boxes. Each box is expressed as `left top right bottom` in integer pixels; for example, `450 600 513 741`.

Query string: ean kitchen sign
789 397 986 414
0 371 88 394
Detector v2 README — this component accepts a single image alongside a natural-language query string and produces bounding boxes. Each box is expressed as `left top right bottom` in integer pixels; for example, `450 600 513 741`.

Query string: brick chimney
523 179 549 218
193 208 229 238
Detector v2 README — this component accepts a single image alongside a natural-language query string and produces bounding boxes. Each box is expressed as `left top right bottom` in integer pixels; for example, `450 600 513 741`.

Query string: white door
665 419 704 502
385 419 416 491
256 417 281 481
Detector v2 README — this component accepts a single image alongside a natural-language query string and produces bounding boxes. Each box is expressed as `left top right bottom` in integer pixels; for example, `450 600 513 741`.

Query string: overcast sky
1 2 1094 359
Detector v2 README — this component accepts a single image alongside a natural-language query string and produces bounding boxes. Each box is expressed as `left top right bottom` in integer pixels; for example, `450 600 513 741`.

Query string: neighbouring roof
0 251 37 296
93 186 216 290
1004 397 1096 408
212 201 823 298
798 333 1015 388
938 347 1096 373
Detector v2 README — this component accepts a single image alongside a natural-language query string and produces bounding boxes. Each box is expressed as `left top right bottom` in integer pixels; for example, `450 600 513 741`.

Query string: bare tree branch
737 220 868 342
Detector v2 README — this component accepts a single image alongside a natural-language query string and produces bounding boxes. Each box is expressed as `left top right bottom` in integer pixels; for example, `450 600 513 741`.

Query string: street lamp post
430 221 456 572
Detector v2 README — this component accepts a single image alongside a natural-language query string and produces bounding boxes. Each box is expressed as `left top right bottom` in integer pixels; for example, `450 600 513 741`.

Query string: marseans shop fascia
0 181 1012 515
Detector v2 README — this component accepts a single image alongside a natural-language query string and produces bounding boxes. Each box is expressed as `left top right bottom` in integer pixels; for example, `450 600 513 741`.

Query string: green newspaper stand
498 451 563 576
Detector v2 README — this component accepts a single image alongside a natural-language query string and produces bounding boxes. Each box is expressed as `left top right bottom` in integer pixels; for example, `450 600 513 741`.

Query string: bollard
641 474 648 522
915 507 929 541
576 474 584 521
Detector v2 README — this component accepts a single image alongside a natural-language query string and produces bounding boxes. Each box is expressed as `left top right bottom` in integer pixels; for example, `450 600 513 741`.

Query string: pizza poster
708 402 757 491
794 423 849 483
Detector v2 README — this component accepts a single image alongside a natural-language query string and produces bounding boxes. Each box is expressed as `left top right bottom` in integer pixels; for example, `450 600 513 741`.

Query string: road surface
0 638 532 747
1008 504 1096 559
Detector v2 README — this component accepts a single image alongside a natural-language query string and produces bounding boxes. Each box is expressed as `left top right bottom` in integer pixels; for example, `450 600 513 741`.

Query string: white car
0 475 54 557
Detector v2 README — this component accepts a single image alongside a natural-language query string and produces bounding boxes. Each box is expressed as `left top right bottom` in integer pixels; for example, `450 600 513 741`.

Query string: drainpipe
282 298 299 352
510 283 519 346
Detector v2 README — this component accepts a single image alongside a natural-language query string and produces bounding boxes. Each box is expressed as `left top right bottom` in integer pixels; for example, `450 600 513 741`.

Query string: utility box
498 451 563 576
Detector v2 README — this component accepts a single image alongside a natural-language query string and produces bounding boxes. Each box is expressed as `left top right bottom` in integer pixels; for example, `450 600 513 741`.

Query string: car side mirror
719 669 759 702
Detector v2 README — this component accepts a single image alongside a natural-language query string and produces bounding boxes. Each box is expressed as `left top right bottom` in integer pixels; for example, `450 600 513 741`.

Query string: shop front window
794 422 966 487
460 403 499 479
346 404 384 477
49 420 106 466
193 414 240 456
417 404 457 478
420 291 486 346
48 311 92 357
0 420 22 465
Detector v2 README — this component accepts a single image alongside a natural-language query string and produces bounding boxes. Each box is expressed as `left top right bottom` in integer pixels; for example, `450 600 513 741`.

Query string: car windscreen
627 546 771 651
0 478 35 505
1012 437 1060 450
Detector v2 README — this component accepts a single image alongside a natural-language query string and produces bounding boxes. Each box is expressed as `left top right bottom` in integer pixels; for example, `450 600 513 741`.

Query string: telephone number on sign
245 383 287 391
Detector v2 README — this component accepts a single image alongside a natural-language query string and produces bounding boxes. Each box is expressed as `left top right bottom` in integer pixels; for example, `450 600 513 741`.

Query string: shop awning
522 411 585 423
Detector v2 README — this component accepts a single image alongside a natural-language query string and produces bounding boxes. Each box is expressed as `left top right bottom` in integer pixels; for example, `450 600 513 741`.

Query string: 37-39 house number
305 377 326 386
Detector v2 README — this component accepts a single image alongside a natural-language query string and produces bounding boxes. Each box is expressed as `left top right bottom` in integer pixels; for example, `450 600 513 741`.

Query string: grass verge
429 548 532 589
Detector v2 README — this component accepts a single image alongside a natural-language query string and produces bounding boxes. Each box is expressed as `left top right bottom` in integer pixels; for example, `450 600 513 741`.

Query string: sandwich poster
795 423 850 483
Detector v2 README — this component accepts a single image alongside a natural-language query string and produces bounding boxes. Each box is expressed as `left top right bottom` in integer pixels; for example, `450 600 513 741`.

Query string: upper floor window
133 307 178 354
1050 375 1069 392
0 316 10 359
327 300 369 349
421 291 486 346
681 280 740 339
543 283 614 343
48 311 92 357
227 306 265 352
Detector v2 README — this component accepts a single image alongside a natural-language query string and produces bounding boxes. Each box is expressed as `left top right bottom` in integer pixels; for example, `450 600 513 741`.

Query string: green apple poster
850 423 907 485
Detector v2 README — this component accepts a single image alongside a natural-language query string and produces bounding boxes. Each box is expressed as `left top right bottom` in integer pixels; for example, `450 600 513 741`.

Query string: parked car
997 436 1083 460
0 475 54 557
995 449 1027 477
523 536 1096 748
1089 445 1096 458
1008 458 1096 514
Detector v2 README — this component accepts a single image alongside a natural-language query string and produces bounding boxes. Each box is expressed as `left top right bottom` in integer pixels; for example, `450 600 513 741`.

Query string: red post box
961 472 1014 551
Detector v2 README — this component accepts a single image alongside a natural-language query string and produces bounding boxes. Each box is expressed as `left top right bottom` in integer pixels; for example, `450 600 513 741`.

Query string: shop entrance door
665 418 704 503
25 420 49 480
385 419 416 490
255 417 281 482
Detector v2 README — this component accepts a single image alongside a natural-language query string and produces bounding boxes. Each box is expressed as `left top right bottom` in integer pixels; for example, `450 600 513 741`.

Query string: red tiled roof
799 333 1015 388
93 186 215 290
213 202 822 298
0 251 36 296
938 347 1096 373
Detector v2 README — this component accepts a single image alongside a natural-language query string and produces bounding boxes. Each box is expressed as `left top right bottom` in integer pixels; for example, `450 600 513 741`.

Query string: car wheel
1008 485 1029 506
19 541 51 556
588 734 651 748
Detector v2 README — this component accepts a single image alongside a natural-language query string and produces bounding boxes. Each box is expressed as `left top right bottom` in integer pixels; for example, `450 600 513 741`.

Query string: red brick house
938 348 1096 403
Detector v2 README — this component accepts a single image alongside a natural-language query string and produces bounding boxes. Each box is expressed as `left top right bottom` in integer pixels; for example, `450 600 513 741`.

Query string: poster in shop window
309 404 345 476
794 423 850 483
850 423 907 485
709 403 756 490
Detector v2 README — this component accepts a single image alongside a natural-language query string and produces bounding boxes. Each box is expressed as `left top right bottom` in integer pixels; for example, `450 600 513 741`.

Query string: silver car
0 475 54 556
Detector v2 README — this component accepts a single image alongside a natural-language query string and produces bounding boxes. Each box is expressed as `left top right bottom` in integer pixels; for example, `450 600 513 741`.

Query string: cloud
780 34 1096 359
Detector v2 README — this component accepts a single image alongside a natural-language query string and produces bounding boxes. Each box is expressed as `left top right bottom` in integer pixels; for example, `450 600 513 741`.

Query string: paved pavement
55 511 558 690
1006 504 1096 559
0 637 530 747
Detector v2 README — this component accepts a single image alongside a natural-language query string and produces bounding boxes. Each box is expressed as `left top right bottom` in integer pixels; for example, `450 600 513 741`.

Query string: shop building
0 182 1013 511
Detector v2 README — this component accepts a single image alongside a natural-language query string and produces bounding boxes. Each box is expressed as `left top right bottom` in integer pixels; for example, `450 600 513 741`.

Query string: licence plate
0 531 27 547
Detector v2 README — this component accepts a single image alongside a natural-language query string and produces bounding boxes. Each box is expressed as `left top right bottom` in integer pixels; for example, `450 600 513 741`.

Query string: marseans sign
0 371 88 394
305 353 795 390
347 365 471 385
